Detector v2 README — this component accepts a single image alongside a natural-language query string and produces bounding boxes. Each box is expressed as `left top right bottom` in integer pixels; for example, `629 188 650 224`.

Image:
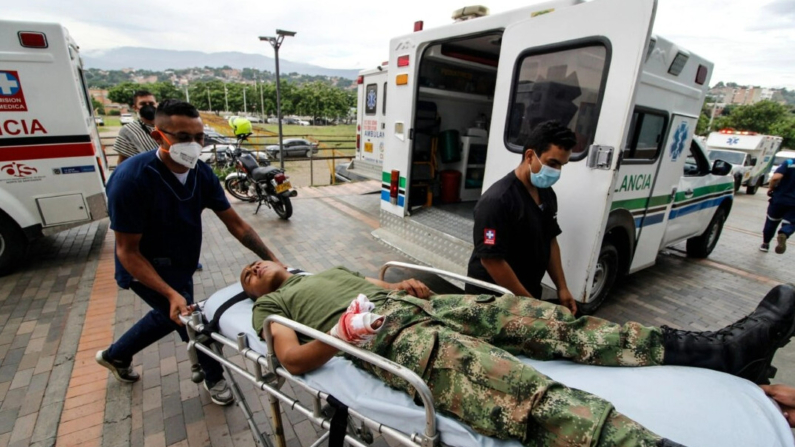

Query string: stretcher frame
180 261 512 447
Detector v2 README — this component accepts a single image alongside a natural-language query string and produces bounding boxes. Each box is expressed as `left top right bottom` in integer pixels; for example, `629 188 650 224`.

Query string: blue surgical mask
529 157 561 188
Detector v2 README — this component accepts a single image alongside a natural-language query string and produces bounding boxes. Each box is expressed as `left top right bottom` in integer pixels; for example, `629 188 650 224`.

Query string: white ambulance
0 20 109 275
347 66 389 181
372 0 734 313
706 129 782 194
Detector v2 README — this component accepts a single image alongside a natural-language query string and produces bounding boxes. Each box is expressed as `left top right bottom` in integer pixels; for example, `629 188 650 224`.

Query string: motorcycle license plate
275 182 291 194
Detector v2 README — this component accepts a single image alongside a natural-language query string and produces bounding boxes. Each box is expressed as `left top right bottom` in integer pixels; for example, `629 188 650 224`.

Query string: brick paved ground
0 182 793 447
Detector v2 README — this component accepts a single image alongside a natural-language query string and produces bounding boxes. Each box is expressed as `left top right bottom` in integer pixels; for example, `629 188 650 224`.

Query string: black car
265 139 319 159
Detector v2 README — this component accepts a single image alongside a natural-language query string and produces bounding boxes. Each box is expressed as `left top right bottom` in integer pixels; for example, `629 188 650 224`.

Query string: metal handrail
262 315 439 444
379 261 514 297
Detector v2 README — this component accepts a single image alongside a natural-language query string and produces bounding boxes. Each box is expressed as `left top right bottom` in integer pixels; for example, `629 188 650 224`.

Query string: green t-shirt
251 266 391 343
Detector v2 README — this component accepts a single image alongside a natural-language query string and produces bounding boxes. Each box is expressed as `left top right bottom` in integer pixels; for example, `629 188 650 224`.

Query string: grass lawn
97 115 122 131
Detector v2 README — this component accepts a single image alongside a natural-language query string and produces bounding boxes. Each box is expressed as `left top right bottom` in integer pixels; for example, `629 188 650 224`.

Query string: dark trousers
763 201 795 243
107 279 223 384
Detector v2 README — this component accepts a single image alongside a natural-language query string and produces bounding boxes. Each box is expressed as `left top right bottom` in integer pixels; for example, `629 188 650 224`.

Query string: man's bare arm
365 277 432 299
547 238 576 314
115 231 189 324
215 208 280 262
480 257 533 297
268 323 339 375
117 154 128 164
769 172 784 192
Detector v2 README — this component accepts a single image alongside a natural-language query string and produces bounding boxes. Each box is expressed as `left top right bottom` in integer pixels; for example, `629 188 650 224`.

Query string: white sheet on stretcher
204 283 795 447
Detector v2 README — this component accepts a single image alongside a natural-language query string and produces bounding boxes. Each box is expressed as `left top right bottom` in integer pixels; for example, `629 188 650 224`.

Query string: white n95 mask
167 142 202 169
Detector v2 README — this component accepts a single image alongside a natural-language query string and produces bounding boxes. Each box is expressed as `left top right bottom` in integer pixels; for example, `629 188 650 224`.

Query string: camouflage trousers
351 293 665 447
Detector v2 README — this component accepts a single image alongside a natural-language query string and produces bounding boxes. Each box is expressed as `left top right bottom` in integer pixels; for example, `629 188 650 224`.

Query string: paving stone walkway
0 182 793 447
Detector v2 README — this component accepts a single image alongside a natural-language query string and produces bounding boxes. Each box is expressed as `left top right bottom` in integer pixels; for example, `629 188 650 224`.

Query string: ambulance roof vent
452 5 489 22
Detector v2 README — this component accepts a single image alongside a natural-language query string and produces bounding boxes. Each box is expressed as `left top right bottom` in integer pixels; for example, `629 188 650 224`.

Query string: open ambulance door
483 0 657 303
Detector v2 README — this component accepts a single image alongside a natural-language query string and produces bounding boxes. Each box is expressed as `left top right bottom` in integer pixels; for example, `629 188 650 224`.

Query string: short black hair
155 99 200 120
524 121 577 155
132 90 154 105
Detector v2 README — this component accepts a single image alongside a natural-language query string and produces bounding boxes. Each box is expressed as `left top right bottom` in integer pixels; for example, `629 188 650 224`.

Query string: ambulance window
506 44 608 158
684 140 710 177
365 84 378 115
77 67 94 116
383 82 387 116
624 109 667 162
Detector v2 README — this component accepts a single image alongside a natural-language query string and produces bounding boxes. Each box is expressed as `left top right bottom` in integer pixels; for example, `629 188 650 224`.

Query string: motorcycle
224 148 296 220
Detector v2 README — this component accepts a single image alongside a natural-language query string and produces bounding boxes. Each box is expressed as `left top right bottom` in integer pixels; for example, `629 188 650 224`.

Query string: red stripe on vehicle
0 142 95 162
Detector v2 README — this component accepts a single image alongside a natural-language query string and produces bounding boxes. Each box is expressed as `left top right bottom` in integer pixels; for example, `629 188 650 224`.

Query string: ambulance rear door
484 0 657 302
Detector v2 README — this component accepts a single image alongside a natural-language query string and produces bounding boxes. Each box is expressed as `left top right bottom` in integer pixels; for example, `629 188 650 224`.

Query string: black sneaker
203 379 233 406
662 284 795 384
760 243 769 253
95 350 140 383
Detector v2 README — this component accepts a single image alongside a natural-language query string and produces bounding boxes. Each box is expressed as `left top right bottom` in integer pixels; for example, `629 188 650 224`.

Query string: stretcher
181 262 795 447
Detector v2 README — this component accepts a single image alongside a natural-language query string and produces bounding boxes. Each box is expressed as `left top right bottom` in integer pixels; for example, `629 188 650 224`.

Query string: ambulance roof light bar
452 5 489 21
18 32 48 48
719 129 758 136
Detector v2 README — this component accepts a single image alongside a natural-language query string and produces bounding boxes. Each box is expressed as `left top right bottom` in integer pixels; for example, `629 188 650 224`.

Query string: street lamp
260 29 296 169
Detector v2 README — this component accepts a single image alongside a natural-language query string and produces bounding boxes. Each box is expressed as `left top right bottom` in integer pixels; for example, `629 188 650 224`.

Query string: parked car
267 117 279 124
265 138 319 159
283 117 300 125
94 116 104 126
298 120 310 126
245 116 263 123
203 129 236 146
120 113 135 125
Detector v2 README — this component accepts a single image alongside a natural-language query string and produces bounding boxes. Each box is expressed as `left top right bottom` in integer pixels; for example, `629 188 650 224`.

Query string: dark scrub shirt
466 171 562 298
107 150 230 291
772 159 795 206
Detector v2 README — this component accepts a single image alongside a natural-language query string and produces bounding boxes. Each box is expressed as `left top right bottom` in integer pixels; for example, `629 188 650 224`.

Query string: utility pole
206 88 212 112
260 29 296 169
224 83 229 113
243 86 247 115
184 84 190 103
259 78 265 118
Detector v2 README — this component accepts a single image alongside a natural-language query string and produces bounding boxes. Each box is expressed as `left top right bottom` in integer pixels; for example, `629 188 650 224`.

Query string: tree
91 95 105 115
718 100 788 134
771 116 795 149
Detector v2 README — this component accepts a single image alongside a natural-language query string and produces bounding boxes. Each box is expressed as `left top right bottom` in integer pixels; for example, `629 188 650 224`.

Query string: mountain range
82 47 360 79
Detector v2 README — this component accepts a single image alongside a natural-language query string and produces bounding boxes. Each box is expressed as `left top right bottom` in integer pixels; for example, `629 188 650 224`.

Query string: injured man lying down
242 261 795 447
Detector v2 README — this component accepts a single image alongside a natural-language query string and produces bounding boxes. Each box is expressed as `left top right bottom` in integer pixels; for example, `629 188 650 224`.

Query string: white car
120 113 135 125
298 120 310 126
246 116 263 123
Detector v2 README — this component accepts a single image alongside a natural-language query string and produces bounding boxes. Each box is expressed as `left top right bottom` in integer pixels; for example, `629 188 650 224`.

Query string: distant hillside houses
709 83 787 106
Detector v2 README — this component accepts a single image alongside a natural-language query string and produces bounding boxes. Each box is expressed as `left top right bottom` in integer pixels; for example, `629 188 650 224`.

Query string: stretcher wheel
191 365 205 383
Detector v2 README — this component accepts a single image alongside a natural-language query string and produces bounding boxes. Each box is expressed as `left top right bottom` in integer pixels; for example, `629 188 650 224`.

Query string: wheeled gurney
181 262 795 447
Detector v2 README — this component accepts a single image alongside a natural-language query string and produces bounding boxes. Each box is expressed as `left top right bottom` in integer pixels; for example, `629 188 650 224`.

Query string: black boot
662 284 795 384
657 439 687 447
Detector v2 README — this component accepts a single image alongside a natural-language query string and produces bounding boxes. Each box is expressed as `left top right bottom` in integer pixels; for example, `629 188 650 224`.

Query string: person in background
467 121 578 313
761 157 795 254
115 90 158 164
96 100 281 406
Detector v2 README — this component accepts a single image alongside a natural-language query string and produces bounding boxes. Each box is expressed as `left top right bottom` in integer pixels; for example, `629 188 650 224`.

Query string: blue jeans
763 201 795 243
107 279 224 384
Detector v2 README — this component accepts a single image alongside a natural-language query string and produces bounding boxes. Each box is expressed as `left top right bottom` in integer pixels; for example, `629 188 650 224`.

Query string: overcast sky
9 0 795 89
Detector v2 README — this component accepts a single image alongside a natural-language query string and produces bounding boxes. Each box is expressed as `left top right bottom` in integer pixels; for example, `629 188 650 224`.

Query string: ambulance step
373 209 474 280
346 160 383 182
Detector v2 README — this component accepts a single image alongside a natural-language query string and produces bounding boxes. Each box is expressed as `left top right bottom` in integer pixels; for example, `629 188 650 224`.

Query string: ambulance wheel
273 196 292 220
0 214 26 277
686 207 726 258
734 176 742 192
580 241 619 315
746 178 760 195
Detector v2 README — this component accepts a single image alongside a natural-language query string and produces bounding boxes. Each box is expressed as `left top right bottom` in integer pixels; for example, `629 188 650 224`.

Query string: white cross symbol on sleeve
486 230 494 239
0 74 19 95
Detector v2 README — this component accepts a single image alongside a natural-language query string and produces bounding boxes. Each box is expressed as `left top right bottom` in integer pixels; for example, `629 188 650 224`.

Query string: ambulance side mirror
750 157 758 166
711 160 732 176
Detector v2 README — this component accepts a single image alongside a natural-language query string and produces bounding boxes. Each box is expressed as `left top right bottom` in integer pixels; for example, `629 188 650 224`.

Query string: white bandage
329 294 384 346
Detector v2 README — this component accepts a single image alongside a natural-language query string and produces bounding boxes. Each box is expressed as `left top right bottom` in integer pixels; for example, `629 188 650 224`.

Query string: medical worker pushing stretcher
243 261 795 446
96 100 281 406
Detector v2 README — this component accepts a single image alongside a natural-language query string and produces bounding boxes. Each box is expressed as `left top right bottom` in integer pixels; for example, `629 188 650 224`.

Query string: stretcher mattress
204 283 795 447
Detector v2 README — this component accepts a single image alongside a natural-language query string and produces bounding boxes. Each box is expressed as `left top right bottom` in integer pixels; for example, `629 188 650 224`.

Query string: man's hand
761 384 795 426
392 279 432 299
558 288 577 315
167 293 190 326
768 187 775 197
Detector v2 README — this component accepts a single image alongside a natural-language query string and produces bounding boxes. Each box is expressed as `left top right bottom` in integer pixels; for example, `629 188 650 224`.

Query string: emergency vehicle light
18 32 48 48
414 21 424 32
357 76 364 85
695 64 708 85
397 55 410 67
390 170 400 205
357 134 361 150
396 74 409 85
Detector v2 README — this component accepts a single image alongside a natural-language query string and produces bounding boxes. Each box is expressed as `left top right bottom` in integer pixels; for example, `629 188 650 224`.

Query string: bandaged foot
329 294 385 346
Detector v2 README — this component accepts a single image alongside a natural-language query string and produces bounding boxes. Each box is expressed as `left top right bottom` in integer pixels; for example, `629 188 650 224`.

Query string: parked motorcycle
224 147 296 220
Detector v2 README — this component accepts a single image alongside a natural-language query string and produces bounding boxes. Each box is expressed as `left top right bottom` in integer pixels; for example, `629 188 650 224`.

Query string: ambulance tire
733 176 742 192
746 178 760 195
686 207 727 258
0 214 26 277
580 241 619 315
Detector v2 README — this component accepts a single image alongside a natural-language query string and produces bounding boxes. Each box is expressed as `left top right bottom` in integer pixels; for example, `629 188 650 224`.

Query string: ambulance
348 66 389 181
0 20 109 275
706 129 782 194
371 0 734 313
